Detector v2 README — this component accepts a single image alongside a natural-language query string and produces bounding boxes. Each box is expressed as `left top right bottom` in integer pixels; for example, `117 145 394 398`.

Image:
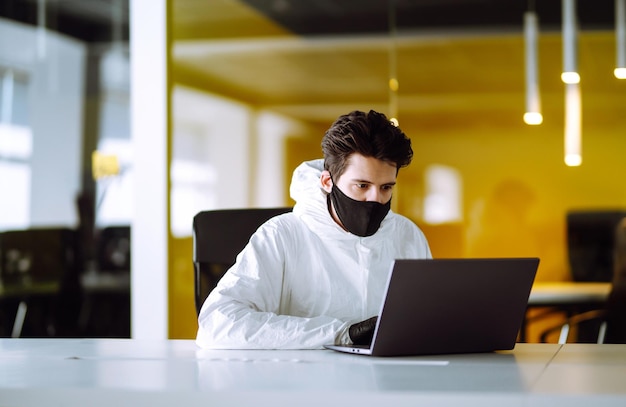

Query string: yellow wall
405 117 626 281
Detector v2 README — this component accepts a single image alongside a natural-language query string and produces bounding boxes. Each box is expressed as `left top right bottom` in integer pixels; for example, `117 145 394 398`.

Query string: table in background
0 270 131 338
522 282 612 342
78 270 131 337
528 282 611 307
1 339 626 406
0 282 60 337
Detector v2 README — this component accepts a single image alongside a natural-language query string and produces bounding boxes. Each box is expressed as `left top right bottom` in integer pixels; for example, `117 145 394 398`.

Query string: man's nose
366 188 385 204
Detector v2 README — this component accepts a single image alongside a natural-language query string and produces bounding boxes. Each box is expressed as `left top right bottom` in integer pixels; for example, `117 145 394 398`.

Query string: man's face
322 153 397 204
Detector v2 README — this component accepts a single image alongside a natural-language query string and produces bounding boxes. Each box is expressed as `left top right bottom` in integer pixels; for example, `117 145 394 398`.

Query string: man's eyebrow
349 178 374 184
350 178 397 186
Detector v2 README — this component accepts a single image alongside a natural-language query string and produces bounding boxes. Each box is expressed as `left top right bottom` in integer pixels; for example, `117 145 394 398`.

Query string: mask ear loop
326 174 342 224
326 172 336 192
326 176 339 228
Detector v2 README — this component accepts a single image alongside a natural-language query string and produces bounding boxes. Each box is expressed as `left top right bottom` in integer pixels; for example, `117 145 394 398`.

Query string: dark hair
321 110 413 180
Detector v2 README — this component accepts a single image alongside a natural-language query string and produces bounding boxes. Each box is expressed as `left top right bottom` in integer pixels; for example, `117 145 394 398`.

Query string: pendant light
561 0 580 84
524 9 542 125
616 0 626 78
564 83 582 166
37 0 47 59
388 0 399 126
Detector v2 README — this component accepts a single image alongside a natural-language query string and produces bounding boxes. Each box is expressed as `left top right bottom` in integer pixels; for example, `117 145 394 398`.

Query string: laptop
324 257 539 357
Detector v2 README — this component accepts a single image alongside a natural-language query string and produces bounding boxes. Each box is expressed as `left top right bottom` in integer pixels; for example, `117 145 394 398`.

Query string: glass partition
171 0 626 341
0 0 130 338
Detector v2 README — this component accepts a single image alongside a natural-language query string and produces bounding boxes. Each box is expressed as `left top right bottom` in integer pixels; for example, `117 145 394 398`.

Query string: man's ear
320 170 333 193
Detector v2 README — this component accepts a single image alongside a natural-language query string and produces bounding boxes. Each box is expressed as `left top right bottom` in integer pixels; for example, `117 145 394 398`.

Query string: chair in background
603 217 626 343
567 210 626 282
0 227 80 337
96 226 131 272
192 207 292 316
549 217 626 344
531 210 626 343
565 210 626 341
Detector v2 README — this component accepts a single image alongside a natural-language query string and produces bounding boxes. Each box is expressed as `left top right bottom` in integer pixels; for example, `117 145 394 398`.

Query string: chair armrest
540 309 608 344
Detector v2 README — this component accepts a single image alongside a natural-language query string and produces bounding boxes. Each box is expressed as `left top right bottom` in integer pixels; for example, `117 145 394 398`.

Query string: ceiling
2 0 624 129
172 0 626 129
0 0 128 42
240 0 614 35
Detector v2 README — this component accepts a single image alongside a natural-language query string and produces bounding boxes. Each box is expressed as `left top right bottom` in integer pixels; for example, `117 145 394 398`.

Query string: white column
130 0 169 339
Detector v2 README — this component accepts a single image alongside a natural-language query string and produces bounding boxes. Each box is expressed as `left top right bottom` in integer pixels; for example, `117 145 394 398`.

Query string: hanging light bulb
388 77 399 126
561 0 580 84
524 11 542 125
37 0 47 60
616 0 626 79
564 83 582 166
387 1 399 126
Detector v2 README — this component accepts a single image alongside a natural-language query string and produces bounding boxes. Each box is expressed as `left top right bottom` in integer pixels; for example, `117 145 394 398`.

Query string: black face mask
328 184 391 237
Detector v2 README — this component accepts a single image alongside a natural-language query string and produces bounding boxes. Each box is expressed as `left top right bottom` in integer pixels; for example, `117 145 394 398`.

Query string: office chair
192 207 292 316
546 217 626 344
96 226 131 272
566 210 626 282
534 210 626 342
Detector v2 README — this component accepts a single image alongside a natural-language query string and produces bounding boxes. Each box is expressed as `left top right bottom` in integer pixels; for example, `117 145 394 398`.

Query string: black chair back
192 207 292 316
96 226 131 272
605 218 626 343
567 210 626 282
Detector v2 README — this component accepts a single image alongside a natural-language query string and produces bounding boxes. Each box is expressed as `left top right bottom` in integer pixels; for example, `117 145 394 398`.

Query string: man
196 110 431 349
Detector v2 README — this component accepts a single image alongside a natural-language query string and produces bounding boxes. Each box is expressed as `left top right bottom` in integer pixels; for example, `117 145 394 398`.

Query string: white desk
532 344 626 406
1 339 626 407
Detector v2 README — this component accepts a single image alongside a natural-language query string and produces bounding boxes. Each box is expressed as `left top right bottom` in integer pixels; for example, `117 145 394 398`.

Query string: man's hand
348 316 378 345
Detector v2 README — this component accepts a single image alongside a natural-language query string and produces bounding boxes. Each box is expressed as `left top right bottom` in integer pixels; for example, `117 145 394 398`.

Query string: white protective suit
196 159 432 349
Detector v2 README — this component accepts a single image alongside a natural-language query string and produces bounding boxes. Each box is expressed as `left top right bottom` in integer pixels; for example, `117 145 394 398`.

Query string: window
423 164 463 225
0 68 32 231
